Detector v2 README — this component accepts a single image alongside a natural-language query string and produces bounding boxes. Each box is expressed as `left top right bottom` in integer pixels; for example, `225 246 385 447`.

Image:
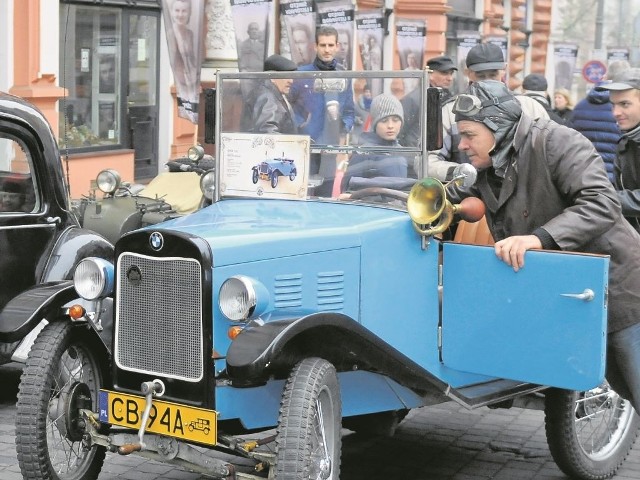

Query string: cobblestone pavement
1 362 639 480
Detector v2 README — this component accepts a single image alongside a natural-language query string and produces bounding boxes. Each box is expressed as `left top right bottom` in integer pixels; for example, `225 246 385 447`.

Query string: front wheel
252 169 259 184
16 321 108 480
271 173 279 189
275 357 341 479
545 384 640 480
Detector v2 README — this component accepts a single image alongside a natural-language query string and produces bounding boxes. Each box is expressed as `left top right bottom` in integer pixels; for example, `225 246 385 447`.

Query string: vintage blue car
14 70 639 480
252 156 297 188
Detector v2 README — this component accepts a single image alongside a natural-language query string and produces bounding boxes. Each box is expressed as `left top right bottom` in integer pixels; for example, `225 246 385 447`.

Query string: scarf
313 57 337 71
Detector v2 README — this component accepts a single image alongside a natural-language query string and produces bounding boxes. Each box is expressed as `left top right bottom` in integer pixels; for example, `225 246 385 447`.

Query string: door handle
560 289 595 302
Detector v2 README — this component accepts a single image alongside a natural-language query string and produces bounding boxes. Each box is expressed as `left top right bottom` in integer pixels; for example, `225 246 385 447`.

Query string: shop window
59 5 122 150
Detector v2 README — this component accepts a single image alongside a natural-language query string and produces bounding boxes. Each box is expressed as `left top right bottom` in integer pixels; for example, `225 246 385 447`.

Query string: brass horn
407 177 485 237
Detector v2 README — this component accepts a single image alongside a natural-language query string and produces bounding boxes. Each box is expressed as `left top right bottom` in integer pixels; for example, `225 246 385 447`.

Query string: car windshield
215 70 431 208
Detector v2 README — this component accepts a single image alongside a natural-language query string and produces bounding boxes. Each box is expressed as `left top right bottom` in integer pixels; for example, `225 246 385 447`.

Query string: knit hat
465 44 505 72
522 73 548 92
370 94 404 130
263 54 297 72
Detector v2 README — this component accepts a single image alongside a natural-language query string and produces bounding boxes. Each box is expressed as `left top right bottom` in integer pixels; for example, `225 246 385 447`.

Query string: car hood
153 198 410 266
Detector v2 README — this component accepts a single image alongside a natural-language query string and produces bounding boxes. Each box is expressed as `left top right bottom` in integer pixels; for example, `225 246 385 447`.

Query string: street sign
582 60 607 83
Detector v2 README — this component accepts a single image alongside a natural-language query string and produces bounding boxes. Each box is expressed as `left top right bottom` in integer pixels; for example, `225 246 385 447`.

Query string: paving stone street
1 362 639 480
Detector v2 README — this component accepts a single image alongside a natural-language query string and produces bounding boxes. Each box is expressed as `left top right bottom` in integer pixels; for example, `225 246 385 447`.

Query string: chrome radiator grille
115 252 203 382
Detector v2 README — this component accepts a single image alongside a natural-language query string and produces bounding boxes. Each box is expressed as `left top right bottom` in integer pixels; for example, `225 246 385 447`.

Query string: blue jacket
289 62 355 144
570 87 621 182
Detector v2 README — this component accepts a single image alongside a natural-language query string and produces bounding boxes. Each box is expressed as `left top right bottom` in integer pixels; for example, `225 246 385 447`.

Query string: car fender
0 280 112 354
226 312 447 395
39 226 114 282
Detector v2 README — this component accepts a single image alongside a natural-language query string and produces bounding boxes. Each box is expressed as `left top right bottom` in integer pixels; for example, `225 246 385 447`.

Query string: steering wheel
347 187 409 203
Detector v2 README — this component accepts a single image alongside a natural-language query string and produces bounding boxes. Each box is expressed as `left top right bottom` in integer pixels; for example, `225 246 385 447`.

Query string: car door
440 242 608 392
0 124 62 313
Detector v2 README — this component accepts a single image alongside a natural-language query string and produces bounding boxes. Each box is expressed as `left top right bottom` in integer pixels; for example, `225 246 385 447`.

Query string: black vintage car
0 92 112 363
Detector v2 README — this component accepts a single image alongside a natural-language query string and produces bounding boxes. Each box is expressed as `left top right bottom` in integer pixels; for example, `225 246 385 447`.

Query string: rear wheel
275 357 341 479
545 384 640 480
289 169 297 181
16 321 107 480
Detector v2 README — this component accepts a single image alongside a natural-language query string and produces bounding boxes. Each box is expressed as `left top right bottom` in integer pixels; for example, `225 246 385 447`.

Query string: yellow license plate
99 390 217 446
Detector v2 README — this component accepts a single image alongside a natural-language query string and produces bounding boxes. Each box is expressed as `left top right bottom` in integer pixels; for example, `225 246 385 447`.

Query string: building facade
1 0 552 198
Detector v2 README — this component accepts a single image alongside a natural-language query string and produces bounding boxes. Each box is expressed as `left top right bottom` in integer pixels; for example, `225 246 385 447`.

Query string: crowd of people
237 30 640 417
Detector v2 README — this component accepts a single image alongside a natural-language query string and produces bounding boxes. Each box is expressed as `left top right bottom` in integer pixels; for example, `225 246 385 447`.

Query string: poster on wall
281 0 316 66
316 0 355 70
355 9 384 95
161 0 206 124
219 133 311 199
553 43 579 90
395 18 427 95
607 47 630 65
455 31 482 93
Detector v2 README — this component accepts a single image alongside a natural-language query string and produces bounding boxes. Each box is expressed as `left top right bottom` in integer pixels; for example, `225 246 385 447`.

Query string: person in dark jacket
248 54 298 134
288 25 355 145
571 84 621 183
344 94 409 190
596 68 640 233
399 55 458 148
449 80 640 415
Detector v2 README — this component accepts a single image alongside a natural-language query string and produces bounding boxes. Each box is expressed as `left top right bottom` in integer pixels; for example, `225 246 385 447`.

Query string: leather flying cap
465 44 506 72
595 67 640 91
454 80 521 131
522 73 548 91
263 54 297 72
426 55 458 72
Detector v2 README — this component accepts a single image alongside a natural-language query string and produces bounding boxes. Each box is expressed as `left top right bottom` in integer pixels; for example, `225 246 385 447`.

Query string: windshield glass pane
216 70 428 207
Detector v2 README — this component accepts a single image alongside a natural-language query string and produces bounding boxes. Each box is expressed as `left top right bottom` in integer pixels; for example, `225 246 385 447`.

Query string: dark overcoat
449 114 640 333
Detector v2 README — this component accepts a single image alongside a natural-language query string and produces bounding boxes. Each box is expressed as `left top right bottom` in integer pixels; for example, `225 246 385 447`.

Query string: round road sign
582 60 607 83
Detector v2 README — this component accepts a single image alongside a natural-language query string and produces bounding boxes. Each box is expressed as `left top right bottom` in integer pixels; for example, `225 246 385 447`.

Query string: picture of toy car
252 157 297 188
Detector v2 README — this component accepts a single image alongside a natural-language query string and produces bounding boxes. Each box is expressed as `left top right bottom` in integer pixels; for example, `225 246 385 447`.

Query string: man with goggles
447 79 640 418
426 43 548 181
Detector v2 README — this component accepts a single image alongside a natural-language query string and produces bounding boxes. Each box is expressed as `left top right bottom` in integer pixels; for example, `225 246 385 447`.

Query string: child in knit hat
342 94 409 191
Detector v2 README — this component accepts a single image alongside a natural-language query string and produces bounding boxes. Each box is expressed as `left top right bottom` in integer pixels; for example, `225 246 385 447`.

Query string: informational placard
219 133 311 199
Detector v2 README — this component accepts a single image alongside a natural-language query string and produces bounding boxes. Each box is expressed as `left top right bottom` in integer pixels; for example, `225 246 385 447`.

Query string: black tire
275 357 341 479
271 173 279 189
289 169 297 181
16 321 108 480
252 169 259 184
545 384 640 480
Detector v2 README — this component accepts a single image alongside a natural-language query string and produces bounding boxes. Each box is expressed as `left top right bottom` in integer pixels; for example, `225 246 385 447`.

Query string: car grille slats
115 253 203 382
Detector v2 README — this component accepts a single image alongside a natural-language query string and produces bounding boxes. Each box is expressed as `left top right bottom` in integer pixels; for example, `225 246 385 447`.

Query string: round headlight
96 169 122 194
73 257 114 301
219 276 258 322
200 171 216 200
188 145 205 162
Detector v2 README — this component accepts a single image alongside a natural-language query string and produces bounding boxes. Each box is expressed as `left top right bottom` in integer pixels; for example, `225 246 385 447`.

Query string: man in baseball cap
596 68 640 232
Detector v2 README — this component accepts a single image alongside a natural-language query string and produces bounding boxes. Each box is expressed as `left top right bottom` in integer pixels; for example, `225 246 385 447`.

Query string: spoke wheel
252 170 259 184
16 321 107 480
545 384 640 480
271 173 279 189
275 357 341 480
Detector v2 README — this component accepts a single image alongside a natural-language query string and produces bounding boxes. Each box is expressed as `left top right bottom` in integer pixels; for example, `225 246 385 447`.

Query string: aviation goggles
452 93 513 117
